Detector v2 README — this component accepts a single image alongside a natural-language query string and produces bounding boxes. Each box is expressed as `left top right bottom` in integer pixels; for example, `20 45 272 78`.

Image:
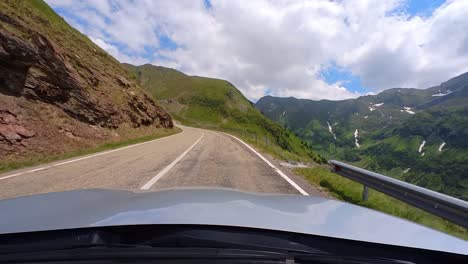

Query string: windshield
0 0 467 260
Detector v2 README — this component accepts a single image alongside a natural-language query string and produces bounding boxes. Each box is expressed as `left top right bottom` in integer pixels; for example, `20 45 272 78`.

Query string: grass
295 167 468 240
180 120 315 162
0 128 181 174
239 133 311 162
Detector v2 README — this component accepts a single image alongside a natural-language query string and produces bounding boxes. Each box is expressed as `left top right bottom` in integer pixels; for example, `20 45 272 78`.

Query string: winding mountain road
0 126 323 200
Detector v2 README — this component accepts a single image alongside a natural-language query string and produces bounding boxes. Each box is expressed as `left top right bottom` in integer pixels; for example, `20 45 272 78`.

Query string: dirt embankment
0 4 173 162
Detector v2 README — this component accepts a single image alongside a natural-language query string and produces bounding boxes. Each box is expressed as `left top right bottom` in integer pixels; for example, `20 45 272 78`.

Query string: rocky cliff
0 1 172 163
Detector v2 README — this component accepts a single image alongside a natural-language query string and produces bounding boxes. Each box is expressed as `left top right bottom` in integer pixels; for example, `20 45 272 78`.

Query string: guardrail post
362 185 368 201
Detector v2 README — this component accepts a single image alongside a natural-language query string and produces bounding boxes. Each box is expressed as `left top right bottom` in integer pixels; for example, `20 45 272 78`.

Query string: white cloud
88 37 148 65
45 0 468 101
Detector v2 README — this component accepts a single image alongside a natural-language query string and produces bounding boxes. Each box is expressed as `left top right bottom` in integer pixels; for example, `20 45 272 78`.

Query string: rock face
0 16 172 129
0 1 173 161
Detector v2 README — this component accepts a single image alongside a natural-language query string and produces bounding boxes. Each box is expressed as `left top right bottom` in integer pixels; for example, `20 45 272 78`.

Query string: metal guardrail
329 160 468 228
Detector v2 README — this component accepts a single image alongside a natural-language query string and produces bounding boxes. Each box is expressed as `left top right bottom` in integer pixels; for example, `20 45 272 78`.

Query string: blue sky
406 0 445 16
321 65 367 94
46 0 468 101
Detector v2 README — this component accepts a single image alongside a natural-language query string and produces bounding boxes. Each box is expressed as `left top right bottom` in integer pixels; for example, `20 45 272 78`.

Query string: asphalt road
0 126 324 200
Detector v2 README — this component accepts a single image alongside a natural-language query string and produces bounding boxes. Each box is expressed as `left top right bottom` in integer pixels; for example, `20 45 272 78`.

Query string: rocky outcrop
127 92 173 128
0 1 173 161
0 110 34 144
0 9 172 129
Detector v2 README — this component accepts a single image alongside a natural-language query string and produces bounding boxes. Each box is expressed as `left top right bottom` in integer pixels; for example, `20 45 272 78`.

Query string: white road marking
140 133 205 190
223 133 309 196
0 132 182 181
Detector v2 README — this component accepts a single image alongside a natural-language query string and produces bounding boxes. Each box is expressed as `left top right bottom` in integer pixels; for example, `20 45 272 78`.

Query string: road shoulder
221 131 329 198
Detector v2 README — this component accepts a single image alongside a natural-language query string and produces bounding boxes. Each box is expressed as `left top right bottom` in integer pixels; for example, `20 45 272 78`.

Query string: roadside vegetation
295 167 467 240
0 128 181 174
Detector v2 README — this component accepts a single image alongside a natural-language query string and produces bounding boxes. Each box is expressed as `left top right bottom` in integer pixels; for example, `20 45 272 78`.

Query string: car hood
0 188 466 255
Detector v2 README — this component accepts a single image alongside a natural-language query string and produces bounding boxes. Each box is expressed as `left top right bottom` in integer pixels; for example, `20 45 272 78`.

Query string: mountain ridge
256 72 468 200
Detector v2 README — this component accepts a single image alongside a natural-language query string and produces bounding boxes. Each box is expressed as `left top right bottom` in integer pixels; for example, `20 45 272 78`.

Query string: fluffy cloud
45 0 468 101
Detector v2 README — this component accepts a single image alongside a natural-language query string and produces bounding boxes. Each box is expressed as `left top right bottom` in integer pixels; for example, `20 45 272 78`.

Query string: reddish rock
12 124 35 138
0 110 35 144
0 123 35 143
116 76 131 88
0 111 17 124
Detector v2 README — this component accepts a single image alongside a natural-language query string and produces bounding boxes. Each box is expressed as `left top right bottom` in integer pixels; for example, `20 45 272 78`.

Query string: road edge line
140 133 205 190
222 132 309 196
0 129 183 181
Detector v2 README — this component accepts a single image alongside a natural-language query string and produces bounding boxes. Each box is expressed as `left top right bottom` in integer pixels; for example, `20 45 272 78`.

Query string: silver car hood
0 188 466 255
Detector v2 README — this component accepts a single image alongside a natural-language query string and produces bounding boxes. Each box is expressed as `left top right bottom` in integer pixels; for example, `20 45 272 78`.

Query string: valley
256 73 468 200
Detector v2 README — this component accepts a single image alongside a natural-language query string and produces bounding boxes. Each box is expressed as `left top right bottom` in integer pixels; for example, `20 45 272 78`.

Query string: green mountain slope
0 0 173 168
124 63 324 163
256 72 468 200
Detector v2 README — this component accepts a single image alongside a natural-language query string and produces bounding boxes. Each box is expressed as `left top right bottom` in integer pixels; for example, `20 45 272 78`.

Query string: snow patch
438 142 446 152
369 102 384 112
364 116 368 119
327 121 337 140
354 129 361 148
327 122 333 133
418 140 426 153
403 168 410 173
432 90 452 97
403 106 415 114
